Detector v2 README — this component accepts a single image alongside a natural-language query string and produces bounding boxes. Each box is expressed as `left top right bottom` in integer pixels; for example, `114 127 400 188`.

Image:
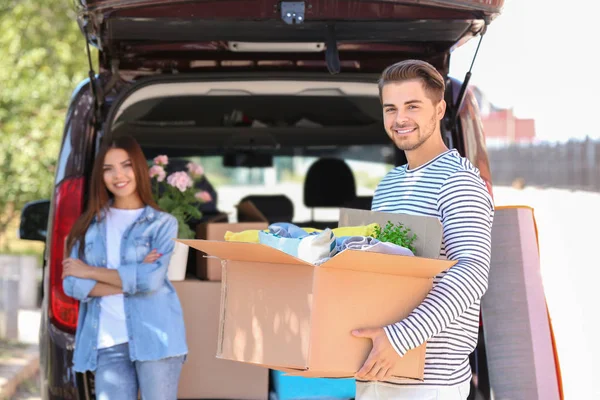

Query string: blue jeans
95 343 184 400
356 380 471 399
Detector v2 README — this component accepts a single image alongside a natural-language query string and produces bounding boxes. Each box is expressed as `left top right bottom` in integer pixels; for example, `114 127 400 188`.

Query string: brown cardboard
339 208 443 259
178 208 454 381
481 206 560 400
195 222 268 280
237 200 269 222
173 280 269 399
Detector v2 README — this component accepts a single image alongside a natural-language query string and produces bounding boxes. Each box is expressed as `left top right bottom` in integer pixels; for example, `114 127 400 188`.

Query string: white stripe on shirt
368 149 494 387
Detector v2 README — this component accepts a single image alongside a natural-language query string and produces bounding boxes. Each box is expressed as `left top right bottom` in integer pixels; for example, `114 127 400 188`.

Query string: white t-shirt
97 207 145 350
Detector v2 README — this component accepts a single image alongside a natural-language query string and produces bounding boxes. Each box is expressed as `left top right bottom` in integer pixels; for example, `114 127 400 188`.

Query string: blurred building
472 86 536 147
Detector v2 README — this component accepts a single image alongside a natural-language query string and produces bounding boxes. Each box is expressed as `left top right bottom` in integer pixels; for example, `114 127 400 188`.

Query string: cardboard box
174 280 269 399
179 209 455 381
195 222 269 280
481 206 560 400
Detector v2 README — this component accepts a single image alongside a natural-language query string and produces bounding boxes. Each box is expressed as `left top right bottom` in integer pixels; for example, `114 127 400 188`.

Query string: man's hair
378 59 445 104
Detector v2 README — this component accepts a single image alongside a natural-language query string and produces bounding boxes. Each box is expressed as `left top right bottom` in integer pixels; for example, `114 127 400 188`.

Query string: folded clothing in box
258 228 338 264
258 222 414 264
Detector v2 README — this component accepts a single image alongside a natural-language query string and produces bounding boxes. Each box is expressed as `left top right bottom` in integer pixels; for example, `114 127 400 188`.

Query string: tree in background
0 0 94 249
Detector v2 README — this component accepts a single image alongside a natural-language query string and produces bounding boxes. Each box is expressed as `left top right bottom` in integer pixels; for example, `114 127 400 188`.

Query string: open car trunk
78 0 504 75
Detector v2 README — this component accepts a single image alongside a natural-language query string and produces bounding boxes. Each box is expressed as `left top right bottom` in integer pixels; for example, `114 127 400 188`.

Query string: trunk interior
106 73 460 234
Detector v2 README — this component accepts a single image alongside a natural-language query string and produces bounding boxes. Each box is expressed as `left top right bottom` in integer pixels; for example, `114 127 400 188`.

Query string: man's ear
436 99 447 121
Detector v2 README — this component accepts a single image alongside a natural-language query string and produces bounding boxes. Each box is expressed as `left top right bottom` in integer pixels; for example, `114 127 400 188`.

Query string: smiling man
351 60 495 399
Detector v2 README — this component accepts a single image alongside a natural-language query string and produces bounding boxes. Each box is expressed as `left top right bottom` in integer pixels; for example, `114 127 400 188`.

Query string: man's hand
352 327 399 381
143 249 162 264
62 258 94 279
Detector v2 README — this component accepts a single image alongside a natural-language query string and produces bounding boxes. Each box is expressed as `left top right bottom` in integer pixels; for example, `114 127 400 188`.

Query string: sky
449 0 599 143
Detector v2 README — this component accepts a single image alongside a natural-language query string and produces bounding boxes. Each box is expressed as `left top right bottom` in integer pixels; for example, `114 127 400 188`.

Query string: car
18 1 562 399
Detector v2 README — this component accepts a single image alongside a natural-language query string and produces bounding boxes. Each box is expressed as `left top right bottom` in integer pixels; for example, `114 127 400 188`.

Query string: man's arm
383 170 494 357
354 170 494 380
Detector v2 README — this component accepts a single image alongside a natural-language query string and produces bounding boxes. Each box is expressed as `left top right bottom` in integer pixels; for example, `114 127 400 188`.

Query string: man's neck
405 141 449 170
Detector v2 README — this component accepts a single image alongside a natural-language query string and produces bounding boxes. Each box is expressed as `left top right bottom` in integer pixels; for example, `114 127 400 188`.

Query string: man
351 60 494 399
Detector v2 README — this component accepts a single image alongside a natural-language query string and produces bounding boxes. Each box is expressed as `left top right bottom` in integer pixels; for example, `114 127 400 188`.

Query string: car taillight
49 177 84 333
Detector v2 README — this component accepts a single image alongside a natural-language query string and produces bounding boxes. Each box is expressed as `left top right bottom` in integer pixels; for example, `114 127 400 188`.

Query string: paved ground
12 309 41 400
11 371 40 400
0 310 40 400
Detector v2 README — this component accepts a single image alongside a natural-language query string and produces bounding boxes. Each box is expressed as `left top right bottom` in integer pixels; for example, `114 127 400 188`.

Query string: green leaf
178 222 195 240
373 220 418 255
157 197 176 212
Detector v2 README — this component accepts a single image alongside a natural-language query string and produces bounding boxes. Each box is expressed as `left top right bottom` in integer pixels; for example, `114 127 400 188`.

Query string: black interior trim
107 18 475 45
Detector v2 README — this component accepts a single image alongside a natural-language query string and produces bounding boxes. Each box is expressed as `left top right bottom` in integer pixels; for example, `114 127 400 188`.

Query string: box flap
320 249 454 278
177 239 310 266
339 208 443 259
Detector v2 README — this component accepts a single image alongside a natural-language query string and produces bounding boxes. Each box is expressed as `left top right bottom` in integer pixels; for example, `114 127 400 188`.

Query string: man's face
381 80 445 152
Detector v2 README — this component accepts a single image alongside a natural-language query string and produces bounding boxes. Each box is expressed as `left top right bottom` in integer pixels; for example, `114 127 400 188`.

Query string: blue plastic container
271 370 356 400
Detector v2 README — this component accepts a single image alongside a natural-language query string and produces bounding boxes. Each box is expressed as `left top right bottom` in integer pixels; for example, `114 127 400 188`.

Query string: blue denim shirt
63 205 188 372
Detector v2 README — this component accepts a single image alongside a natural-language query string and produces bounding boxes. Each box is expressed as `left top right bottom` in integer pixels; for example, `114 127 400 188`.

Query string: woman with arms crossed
62 135 187 400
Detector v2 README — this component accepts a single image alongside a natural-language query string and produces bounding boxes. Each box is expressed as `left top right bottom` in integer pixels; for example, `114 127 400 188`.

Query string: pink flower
186 162 204 178
195 191 212 202
148 165 166 182
153 155 169 166
167 171 193 192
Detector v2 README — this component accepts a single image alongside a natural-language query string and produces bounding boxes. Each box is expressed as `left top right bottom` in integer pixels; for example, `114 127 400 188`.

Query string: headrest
304 158 356 208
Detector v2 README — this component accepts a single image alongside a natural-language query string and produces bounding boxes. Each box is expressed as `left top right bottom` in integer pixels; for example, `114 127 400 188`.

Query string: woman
62 135 187 400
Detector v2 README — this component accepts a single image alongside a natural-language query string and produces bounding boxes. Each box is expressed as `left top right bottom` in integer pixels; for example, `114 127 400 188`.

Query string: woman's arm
63 247 163 293
118 216 178 295
88 282 123 297
87 268 123 287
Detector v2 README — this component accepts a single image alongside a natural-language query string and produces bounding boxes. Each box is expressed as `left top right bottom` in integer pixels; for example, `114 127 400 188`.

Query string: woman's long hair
66 135 159 258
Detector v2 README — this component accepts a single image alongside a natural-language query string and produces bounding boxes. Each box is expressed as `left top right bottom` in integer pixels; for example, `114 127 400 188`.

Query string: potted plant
149 155 212 280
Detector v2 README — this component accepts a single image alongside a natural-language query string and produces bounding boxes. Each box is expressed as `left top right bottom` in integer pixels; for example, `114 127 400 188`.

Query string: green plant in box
373 221 417 254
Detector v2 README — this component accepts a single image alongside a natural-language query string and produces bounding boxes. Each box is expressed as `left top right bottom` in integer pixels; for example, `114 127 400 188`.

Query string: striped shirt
367 149 494 387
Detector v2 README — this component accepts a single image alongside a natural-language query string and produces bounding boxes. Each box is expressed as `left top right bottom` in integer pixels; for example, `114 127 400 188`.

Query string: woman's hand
62 258 94 279
143 249 162 264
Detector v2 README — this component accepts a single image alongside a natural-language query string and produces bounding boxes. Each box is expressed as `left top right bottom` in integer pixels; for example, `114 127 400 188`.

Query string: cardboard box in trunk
195 222 268 281
174 280 269 399
179 208 455 381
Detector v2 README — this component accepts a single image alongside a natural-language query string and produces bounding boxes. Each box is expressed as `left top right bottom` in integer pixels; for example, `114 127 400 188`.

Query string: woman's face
102 148 138 200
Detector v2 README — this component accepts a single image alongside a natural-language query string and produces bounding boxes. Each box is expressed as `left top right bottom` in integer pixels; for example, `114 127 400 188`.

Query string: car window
154 144 395 222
